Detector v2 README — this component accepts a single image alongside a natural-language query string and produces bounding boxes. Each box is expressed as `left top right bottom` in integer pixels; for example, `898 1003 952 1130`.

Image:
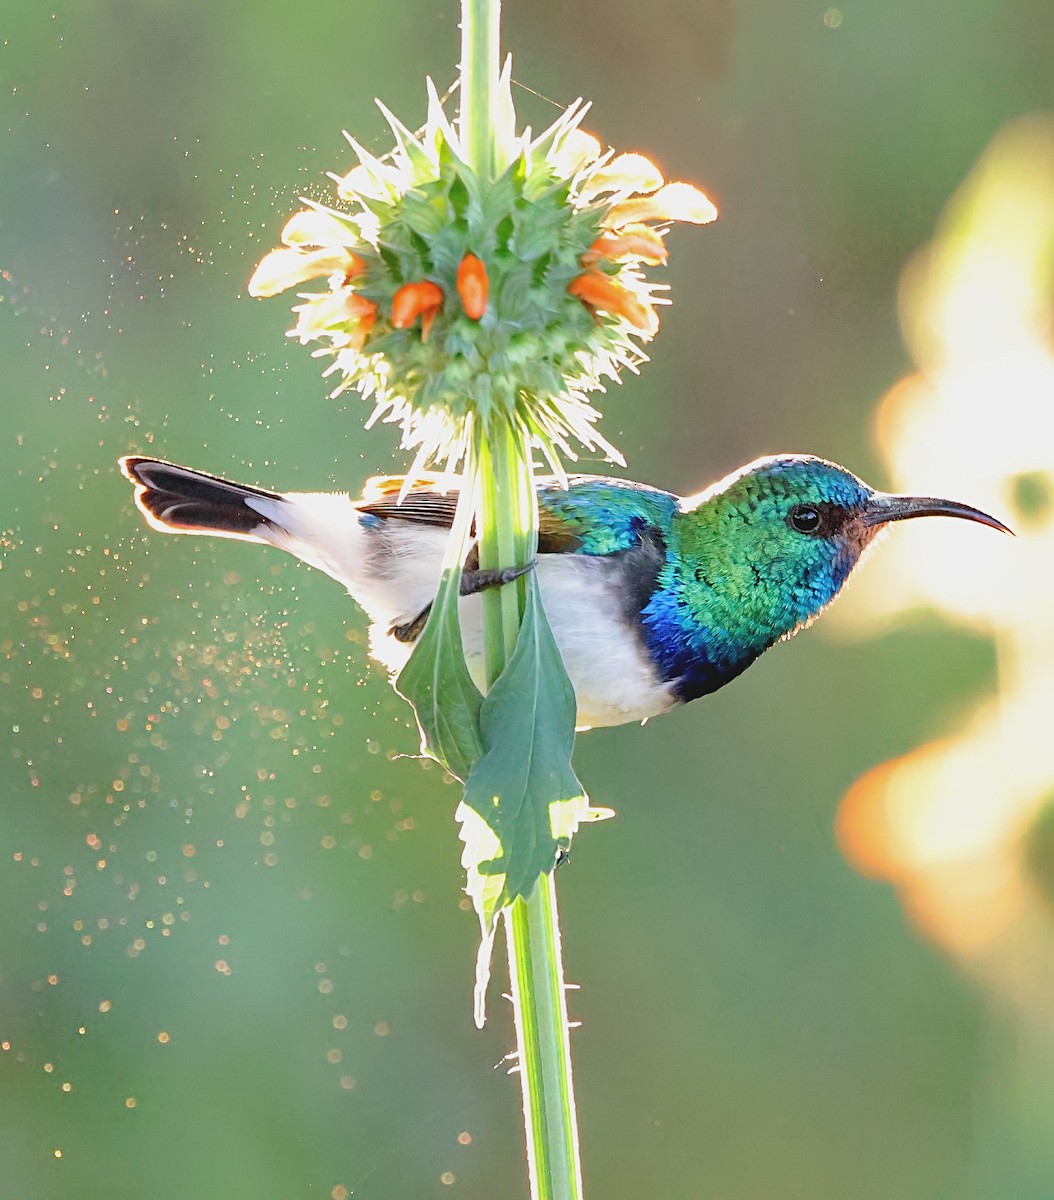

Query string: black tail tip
120 455 161 485
119 455 280 538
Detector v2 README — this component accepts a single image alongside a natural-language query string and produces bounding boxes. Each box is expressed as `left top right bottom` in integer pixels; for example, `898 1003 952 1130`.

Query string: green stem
476 422 530 669
459 0 500 180
475 417 584 1200
505 878 583 1200
460 7 583 1197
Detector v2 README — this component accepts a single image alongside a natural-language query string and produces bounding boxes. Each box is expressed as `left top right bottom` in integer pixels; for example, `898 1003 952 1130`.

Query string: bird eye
788 505 822 534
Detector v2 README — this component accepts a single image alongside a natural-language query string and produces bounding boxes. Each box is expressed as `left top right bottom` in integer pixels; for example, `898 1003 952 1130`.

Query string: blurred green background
3 2 1053 1198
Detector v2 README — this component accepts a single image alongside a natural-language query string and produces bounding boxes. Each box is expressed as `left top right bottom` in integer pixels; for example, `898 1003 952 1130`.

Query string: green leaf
401 188 450 238
459 572 599 932
510 199 569 262
471 171 518 237
396 569 484 783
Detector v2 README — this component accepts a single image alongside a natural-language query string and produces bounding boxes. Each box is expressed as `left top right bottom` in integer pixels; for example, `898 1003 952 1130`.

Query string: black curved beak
863 493 1014 535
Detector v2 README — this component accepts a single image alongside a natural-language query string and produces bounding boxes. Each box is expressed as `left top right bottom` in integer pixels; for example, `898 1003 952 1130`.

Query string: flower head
249 74 717 473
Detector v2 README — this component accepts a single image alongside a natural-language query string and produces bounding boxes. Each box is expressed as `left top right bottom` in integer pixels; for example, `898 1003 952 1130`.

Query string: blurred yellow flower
836 115 1054 1019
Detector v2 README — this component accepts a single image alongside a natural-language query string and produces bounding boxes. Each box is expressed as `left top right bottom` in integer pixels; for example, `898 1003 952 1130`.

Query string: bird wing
357 474 678 557
358 473 462 528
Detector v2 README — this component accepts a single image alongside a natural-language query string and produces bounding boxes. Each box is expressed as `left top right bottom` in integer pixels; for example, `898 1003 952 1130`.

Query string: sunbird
120 454 1009 729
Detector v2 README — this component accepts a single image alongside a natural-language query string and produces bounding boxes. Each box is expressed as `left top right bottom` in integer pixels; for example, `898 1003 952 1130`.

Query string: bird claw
389 561 536 644
458 561 535 597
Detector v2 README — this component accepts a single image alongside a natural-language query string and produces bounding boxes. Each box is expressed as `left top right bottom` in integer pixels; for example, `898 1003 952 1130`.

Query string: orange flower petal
420 307 439 342
456 253 489 320
248 247 360 298
567 271 658 337
346 302 377 351
548 128 602 176
579 153 664 199
344 293 378 320
391 281 444 334
291 290 377 346
581 226 668 267
281 209 360 249
605 182 718 229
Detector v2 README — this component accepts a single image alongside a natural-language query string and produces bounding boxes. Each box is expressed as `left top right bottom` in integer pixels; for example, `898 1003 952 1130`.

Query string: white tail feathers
119 456 445 626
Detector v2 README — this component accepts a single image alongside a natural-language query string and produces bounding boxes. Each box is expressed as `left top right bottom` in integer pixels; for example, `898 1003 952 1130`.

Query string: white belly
468 556 678 728
366 549 678 729
257 502 678 729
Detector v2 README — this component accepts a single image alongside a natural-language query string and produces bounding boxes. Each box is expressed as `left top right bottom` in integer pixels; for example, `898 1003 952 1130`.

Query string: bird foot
389 562 536 644
458 561 535 597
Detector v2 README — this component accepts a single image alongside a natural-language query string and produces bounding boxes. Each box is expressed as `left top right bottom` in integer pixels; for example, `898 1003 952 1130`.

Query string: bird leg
458 562 534 596
389 561 535 643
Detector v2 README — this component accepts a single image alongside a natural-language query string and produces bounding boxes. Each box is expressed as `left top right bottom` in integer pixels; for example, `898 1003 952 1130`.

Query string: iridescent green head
645 454 1009 701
